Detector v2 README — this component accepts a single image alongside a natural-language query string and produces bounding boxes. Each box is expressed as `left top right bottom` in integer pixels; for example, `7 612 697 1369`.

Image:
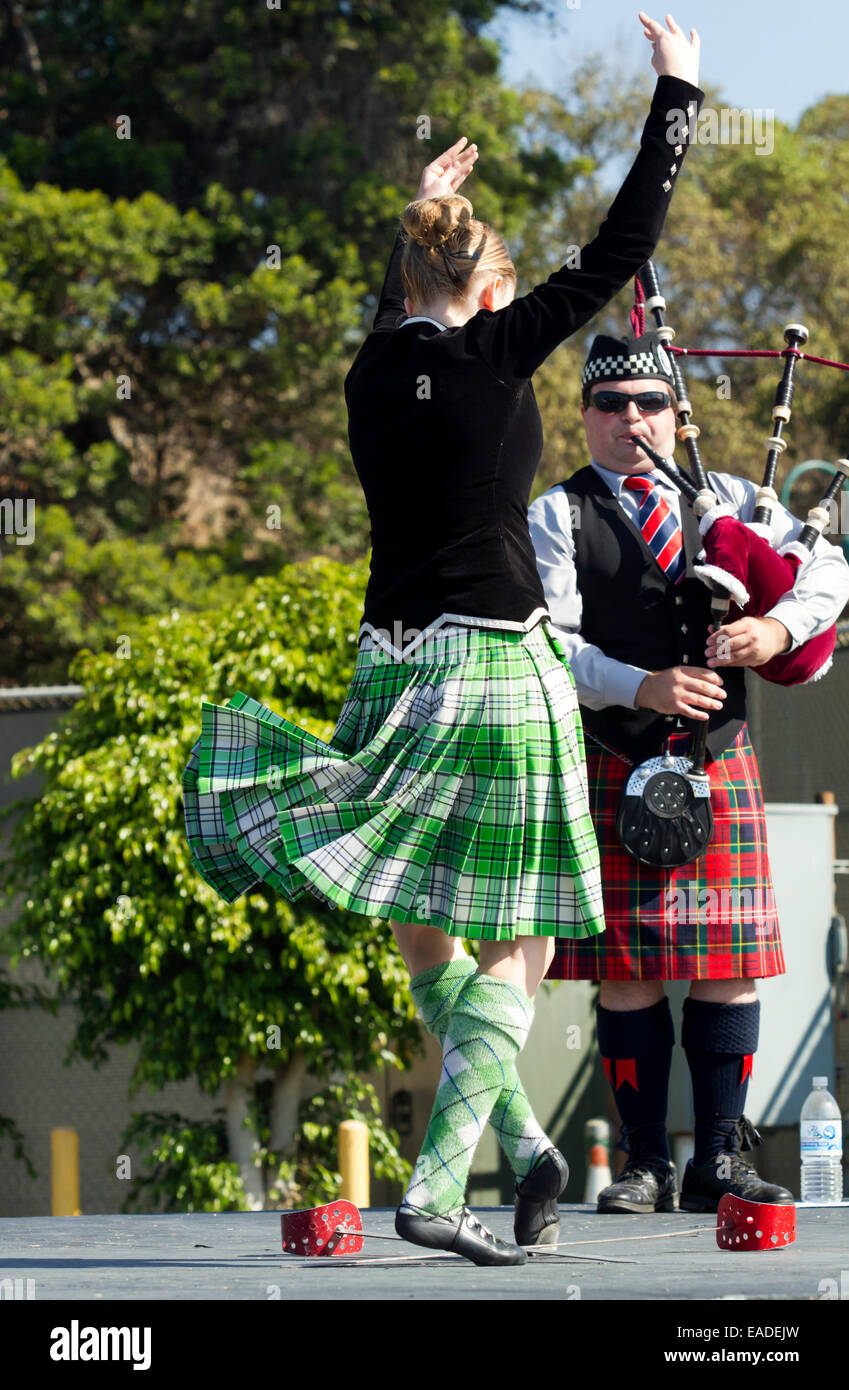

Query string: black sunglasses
588 390 673 415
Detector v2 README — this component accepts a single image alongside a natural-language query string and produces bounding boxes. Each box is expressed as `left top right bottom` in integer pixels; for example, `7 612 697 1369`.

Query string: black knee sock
596 998 675 1161
682 998 760 1166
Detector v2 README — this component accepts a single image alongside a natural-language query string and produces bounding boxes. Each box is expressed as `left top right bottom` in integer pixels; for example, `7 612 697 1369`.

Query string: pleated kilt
548 724 785 981
181 619 607 942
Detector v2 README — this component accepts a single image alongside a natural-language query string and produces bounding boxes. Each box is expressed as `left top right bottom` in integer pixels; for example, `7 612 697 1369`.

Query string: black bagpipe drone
616 260 849 869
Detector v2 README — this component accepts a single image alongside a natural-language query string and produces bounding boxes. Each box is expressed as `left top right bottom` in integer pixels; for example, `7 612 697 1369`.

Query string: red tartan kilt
548 724 785 981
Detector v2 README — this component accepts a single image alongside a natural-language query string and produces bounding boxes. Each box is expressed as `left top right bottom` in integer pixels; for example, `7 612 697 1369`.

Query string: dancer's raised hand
638 12 700 86
416 136 478 201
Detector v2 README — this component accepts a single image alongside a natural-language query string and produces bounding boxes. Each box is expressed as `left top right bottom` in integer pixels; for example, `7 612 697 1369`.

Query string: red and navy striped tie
623 474 686 584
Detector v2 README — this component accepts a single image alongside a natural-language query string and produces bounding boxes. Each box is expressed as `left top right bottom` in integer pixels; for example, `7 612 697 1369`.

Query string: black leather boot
679 1117 795 1212
395 1202 528 1265
596 1124 677 1214
514 1146 569 1246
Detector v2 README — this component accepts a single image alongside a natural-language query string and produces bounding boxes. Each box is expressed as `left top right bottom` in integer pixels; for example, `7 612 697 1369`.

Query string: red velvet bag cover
695 515 835 686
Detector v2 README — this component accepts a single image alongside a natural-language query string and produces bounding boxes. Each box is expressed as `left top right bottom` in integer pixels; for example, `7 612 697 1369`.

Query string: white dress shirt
527 459 849 711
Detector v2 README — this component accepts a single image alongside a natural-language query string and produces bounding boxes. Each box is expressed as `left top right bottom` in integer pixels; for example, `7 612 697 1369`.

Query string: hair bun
401 195 474 250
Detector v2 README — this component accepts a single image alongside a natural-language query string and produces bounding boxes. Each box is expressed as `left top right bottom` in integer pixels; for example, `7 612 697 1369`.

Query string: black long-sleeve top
344 75 704 658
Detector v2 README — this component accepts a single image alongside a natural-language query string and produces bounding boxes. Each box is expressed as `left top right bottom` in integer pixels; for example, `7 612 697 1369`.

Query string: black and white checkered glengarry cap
582 330 676 391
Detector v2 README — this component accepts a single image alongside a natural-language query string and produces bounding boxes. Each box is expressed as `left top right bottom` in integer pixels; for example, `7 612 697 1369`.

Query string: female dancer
183 13 702 1265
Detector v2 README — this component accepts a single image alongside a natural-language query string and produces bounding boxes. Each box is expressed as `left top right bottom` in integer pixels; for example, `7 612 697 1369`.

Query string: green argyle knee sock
409 959 551 1180
404 973 538 1215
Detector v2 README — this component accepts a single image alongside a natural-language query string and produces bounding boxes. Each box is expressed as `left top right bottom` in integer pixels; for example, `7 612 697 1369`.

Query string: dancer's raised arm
372 14 701 360
460 12 702 377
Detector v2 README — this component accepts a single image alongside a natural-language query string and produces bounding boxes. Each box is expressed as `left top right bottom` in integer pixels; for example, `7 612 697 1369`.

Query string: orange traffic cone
584 1118 612 1203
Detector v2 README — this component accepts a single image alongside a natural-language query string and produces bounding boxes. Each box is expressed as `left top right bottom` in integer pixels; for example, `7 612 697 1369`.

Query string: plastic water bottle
800 1077 843 1203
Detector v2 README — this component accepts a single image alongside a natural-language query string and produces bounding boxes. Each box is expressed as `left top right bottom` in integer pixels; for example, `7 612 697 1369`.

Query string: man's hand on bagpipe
635 664 726 719
705 616 792 669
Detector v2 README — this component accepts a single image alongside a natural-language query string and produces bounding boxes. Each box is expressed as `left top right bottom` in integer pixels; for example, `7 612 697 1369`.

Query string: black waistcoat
562 466 746 763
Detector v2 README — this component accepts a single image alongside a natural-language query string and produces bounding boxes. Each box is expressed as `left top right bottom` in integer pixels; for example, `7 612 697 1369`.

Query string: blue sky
485 0 848 126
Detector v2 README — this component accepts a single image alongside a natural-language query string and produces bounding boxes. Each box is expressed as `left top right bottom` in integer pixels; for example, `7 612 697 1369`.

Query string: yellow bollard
338 1119 370 1208
51 1128 81 1216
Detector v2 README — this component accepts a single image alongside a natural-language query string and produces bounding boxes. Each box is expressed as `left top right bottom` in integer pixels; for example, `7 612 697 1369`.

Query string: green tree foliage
0 557 418 1208
118 1111 249 1214
0 2 562 237
120 1077 409 1213
0 158 367 685
0 963 42 1180
0 504 251 684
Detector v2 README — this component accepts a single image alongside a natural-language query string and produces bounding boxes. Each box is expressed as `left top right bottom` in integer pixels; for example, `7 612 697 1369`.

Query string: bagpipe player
528 328 849 1213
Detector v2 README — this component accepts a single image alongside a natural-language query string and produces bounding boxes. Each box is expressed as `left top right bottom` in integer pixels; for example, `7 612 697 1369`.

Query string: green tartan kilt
181 618 606 942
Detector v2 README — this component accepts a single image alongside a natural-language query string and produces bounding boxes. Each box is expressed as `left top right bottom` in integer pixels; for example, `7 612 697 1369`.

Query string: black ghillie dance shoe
514 1147 570 1245
395 1202 528 1266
